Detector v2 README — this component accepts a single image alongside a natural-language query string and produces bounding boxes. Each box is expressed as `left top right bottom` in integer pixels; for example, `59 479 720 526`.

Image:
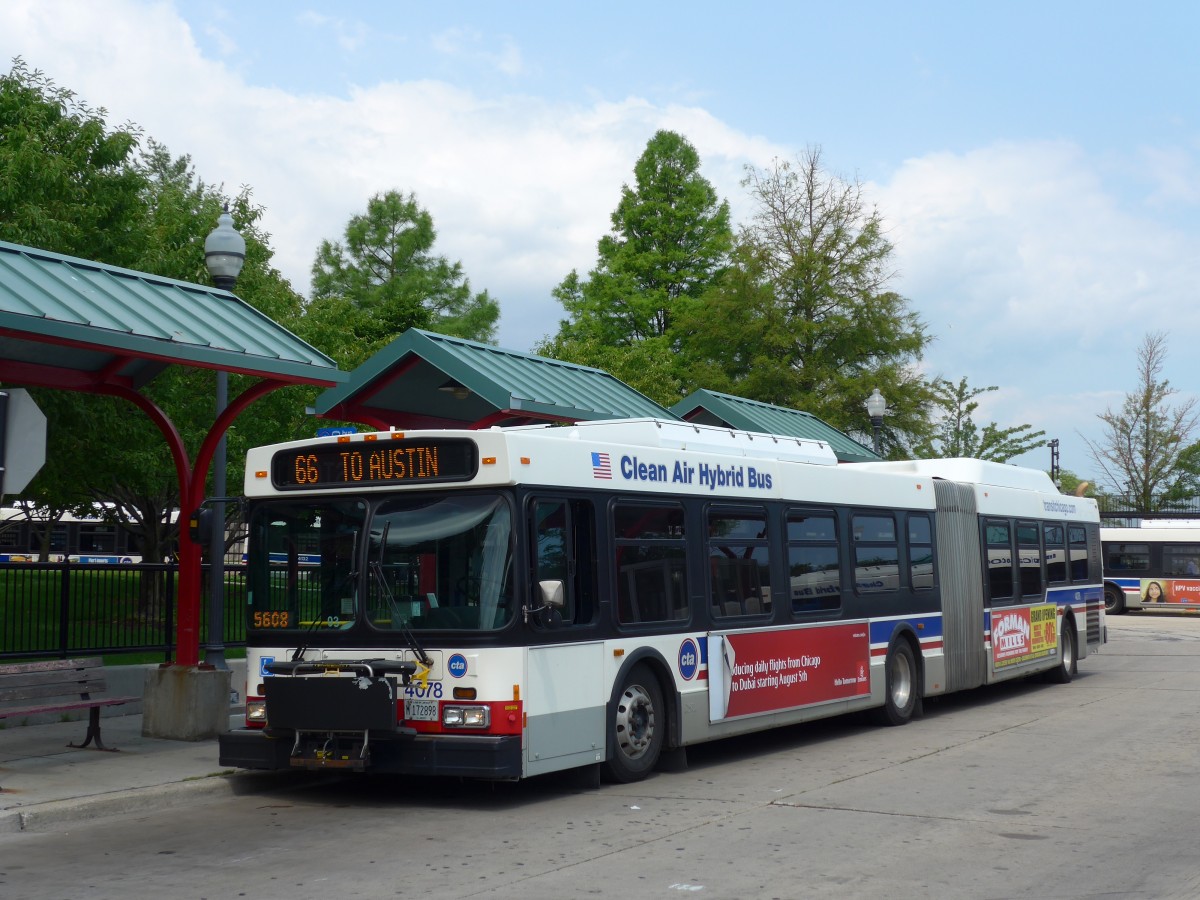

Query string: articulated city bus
1101 524 1200 614
218 419 1104 782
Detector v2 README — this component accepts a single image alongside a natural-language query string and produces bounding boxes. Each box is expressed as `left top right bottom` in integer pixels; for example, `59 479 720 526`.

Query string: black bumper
218 728 523 779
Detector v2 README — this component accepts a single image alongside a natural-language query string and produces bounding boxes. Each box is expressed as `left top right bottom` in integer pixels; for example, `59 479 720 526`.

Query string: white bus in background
218 419 1104 783
1101 522 1200 614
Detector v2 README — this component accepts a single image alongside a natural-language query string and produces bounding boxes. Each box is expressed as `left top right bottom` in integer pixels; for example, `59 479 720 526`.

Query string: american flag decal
591 451 612 479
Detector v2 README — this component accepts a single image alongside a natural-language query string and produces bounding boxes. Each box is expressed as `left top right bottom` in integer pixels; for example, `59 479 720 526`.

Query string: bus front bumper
218 728 523 779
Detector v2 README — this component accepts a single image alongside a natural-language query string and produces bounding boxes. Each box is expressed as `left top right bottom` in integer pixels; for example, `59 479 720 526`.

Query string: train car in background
0 506 143 563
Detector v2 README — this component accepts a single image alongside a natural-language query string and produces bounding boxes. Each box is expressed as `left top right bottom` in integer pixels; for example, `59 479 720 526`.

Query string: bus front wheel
1103 585 1126 615
873 640 919 727
606 664 664 783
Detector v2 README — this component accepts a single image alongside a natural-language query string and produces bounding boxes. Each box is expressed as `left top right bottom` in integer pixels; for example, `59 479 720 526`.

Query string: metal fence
1098 495 1200 519
0 561 246 661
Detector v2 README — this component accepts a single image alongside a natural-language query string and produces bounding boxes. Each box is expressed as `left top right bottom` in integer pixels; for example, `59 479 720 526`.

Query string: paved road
4 614 1200 899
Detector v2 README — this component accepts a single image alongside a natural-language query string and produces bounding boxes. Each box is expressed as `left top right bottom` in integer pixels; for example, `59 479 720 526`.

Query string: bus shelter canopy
670 388 879 463
0 238 344 667
313 328 674 430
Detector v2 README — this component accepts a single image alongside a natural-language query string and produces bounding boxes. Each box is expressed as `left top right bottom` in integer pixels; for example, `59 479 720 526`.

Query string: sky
2 0 1198 483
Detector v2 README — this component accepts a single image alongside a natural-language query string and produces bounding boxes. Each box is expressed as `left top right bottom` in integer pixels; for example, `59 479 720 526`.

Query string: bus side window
1044 524 1067 584
1163 544 1200 577
1068 526 1089 582
986 520 1014 603
908 514 933 591
707 508 771 619
1017 521 1042 598
852 513 898 594
533 498 597 627
614 502 688 625
787 511 840 614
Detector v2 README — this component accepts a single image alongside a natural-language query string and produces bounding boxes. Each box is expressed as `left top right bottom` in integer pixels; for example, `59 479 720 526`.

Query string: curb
0 771 241 834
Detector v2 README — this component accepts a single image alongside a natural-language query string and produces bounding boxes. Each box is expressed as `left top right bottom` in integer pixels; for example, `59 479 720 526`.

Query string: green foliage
553 130 733 348
304 190 499 367
910 377 1046 462
676 148 932 453
0 59 145 264
1084 332 1200 510
0 61 319 561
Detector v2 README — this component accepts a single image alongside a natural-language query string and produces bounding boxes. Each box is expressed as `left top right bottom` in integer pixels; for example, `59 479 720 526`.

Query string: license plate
404 698 438 722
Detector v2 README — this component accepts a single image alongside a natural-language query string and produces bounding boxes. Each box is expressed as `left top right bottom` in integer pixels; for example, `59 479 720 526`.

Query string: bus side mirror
539 580 566 609
188 508 213 545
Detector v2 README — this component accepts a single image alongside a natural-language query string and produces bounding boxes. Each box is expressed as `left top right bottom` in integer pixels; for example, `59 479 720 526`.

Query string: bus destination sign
272 438 478 490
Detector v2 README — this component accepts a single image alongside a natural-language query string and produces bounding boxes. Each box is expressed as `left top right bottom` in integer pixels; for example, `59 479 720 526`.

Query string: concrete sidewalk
0 708 279 834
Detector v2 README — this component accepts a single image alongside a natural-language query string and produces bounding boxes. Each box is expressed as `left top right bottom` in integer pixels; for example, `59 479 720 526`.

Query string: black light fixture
439 379 470 401
864 388 886 457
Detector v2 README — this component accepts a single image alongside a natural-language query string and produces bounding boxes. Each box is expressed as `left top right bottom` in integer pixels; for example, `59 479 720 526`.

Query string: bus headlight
442 705 490 728
246 698 267 725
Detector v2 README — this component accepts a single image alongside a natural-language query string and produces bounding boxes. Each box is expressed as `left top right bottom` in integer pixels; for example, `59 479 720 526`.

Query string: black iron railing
0 561 246 661
1097 495 1200 519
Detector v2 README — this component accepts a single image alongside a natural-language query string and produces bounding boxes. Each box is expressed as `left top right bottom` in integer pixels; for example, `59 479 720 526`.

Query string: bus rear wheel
606 664 664 783
873 640 919 727
1103 585 1126 615
1047 621 1076 684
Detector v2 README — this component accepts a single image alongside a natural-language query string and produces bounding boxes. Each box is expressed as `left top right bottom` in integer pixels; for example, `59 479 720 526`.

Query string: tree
551 130 733 348
1083 332 1200 510
0 59 317 576
305 190 499 368
0 59 146 266
676 148 932 452
910 377 1046 462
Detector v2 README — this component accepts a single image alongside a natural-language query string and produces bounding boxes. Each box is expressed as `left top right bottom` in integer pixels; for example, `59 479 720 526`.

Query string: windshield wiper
368 521 433 668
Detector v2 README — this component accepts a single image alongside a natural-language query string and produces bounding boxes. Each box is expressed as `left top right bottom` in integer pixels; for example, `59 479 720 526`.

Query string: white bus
1101 523 1200 614
218 419 1105 782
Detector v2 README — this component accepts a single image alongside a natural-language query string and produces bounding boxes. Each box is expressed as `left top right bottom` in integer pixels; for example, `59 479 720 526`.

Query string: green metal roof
670 389 879 463
0 239 342 390
314 329 676 429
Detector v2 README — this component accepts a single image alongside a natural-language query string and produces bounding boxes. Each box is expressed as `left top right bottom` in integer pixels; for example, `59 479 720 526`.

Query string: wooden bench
0 657 138 751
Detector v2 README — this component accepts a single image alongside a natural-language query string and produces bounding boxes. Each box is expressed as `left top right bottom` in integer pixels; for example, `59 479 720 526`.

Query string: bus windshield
248 498 367 632
246 493 515 633
365 494 513 632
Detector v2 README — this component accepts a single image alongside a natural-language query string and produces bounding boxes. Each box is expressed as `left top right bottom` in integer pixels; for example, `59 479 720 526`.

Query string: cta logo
447 653 468 678
678 639 700 680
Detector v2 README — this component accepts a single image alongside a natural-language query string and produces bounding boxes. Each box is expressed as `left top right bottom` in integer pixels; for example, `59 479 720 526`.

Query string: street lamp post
202 206 245 670
865 388 886 457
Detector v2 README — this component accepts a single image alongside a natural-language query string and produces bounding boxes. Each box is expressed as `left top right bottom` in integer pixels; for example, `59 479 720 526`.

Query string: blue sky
3 1 1198 481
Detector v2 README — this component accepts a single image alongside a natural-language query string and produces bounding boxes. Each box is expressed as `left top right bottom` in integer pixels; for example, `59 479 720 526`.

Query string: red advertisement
991 604 1056 668
709 624 870 720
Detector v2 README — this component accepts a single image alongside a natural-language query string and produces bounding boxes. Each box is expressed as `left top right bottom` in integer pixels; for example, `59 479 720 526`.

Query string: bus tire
605 663 664 783
873 640 919 727
1047 621 1076 684
1103 585 1126 615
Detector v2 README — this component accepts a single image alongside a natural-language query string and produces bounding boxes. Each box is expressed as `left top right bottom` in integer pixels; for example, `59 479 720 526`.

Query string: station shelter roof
313 328 675 430
669 388 879 463
0 239 341 392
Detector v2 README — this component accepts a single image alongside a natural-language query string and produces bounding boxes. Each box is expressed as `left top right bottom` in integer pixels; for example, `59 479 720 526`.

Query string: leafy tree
676 148 932 452
0 60 319 576
1083 332 1200 511
551 130 733 347
0 58 146 266
911 377 1046 462
305 190 499 368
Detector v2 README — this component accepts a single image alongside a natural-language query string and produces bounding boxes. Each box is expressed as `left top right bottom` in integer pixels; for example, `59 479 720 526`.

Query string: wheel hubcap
615 684 655 759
